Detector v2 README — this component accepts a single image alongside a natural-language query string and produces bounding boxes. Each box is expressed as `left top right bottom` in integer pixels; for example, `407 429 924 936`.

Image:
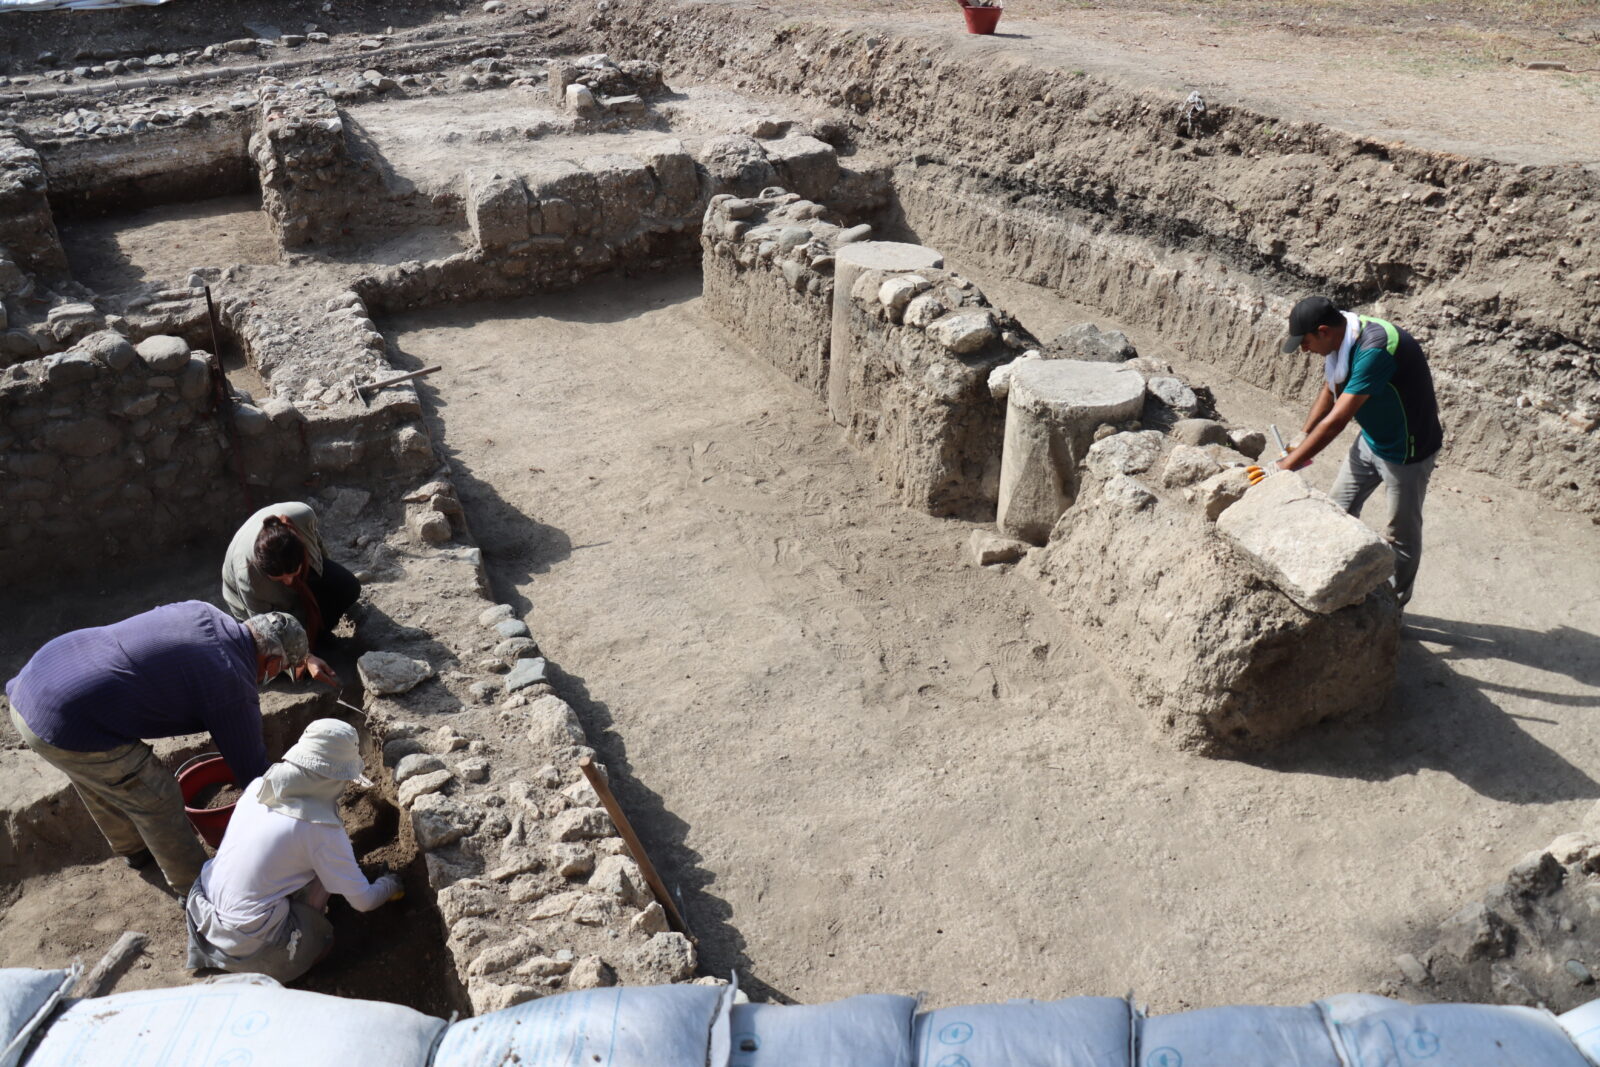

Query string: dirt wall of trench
566 0 1600 515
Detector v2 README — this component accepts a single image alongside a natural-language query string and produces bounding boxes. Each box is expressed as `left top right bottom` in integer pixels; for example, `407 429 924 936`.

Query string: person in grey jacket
222 502 360 684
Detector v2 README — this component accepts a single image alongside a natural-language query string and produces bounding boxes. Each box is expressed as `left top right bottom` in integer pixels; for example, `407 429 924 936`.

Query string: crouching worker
184 719 401 983
222 502 361 685
6 603 306 895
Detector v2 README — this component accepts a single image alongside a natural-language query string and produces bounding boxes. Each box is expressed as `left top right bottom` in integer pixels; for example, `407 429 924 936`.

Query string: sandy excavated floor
385 270 1600 1011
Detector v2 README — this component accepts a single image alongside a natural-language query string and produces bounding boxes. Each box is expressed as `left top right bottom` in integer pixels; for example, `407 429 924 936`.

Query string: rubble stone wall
700 191 839 398
839 265 1030 517
0 280 437 585
321 477 701 1014
0 127 68 280
701 190 1030 516
1025 460 1400 755
358 133 886 318
0 330 265 580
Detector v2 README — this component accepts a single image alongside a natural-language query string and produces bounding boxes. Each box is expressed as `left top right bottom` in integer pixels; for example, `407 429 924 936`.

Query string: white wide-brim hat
282 719 371 784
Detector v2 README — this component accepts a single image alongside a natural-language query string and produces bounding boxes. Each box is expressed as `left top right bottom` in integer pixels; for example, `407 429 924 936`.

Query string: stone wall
0 274 438 585
319 475 701 1013
0 127 67 280
700 190 841 398
701 189 1031 517
838 264 1031 517
358 133 886 317
0 330 246 580
250 84 389 249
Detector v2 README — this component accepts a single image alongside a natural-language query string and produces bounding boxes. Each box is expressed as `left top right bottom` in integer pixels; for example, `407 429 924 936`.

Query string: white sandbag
435 984 725 1067
0 968 77 1067
25 979 444 1067
1136 1004 1340 1067
1558 997 1600 1063
914 996 1134 1066
730 994 917 1067
1321 995 1592 1067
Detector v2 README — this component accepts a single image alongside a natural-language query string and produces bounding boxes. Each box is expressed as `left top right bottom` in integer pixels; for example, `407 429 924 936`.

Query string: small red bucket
178 754 238 848
961 3 1003 34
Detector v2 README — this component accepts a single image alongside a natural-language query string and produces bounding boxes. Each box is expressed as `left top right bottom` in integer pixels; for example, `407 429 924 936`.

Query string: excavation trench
0 560 461 1015
1 9 1597 1015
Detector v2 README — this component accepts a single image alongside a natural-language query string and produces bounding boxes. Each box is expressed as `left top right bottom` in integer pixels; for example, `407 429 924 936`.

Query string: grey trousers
9 705 206 893
1328 435 1437 607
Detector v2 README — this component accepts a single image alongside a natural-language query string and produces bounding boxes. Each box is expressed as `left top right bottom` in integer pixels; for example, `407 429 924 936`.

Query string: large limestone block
763 135 839 201
997 360 1145 543
1217 472 1395 613
467 172 529 250
827 241 944 426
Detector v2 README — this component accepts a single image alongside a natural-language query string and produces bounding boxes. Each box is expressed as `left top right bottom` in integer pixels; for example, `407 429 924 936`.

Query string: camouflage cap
245 611 309 670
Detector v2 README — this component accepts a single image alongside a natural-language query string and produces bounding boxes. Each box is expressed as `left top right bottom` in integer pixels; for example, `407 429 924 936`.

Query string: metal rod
579 756 693 941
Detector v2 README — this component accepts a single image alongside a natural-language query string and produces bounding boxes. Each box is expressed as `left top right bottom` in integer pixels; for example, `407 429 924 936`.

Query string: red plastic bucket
178 754 238 848
961 4 1002 34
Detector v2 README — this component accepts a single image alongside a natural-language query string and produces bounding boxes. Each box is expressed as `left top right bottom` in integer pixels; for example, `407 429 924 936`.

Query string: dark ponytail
254 515 306 578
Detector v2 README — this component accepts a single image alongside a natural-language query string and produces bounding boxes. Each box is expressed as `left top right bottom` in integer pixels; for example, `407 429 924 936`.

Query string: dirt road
389 270 1600 1010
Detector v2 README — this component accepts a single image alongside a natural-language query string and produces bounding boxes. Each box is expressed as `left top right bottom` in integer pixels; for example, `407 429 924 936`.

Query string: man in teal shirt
1270 296 1444 607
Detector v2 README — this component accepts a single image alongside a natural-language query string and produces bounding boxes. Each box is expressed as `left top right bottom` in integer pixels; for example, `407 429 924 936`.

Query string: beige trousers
9 704 206 893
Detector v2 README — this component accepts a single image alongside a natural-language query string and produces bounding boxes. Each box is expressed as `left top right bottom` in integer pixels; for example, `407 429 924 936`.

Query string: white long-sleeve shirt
194 778 390 953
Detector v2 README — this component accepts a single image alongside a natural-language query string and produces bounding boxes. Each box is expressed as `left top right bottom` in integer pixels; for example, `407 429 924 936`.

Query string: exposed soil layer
189 782 243 811
388 270 1600 1010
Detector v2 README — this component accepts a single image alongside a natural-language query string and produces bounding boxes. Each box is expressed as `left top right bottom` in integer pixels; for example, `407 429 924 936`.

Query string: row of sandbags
5 966 1600 1066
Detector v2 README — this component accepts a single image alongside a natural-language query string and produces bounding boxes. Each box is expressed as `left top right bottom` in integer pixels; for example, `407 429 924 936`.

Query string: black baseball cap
1281 296 1345 353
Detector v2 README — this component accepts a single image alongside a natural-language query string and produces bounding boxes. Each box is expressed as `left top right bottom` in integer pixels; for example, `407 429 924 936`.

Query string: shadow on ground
1248 614 1600 805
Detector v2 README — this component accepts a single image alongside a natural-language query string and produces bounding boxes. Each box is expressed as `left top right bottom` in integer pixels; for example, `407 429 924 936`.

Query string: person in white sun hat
183 719 403 982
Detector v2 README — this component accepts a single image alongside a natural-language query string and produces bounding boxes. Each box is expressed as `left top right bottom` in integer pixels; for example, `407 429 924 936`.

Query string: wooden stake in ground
578 756 694 941
76 931 148 998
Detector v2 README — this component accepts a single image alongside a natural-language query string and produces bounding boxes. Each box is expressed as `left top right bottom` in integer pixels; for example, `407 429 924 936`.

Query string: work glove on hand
374 873 404 902
1246 465 1268 486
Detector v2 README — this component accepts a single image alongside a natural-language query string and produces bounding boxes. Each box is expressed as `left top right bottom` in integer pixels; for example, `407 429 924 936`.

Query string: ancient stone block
763 135 840 201
1049 322 1136 362
1084 431 1162 479
411 793 482 850
968 530 1030 566
467 172 530 251
42 352 97 385
135 334 190 372
696 135 777 197
525 694 585 748
630 931 695 982
1216 472 1395 613
1171 418 1232 448
643 139 700 217
550 807 612 842
1161 443 1222 488
358 651 434 695
78 330 136 371
1196 466 1254 521
586 154 656 236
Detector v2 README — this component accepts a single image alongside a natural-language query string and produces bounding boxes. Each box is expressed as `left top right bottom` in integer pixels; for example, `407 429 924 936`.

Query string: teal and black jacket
1337 316 1443 465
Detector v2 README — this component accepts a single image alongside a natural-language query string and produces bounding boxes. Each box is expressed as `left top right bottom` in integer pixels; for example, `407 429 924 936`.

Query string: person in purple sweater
5 602 310 894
